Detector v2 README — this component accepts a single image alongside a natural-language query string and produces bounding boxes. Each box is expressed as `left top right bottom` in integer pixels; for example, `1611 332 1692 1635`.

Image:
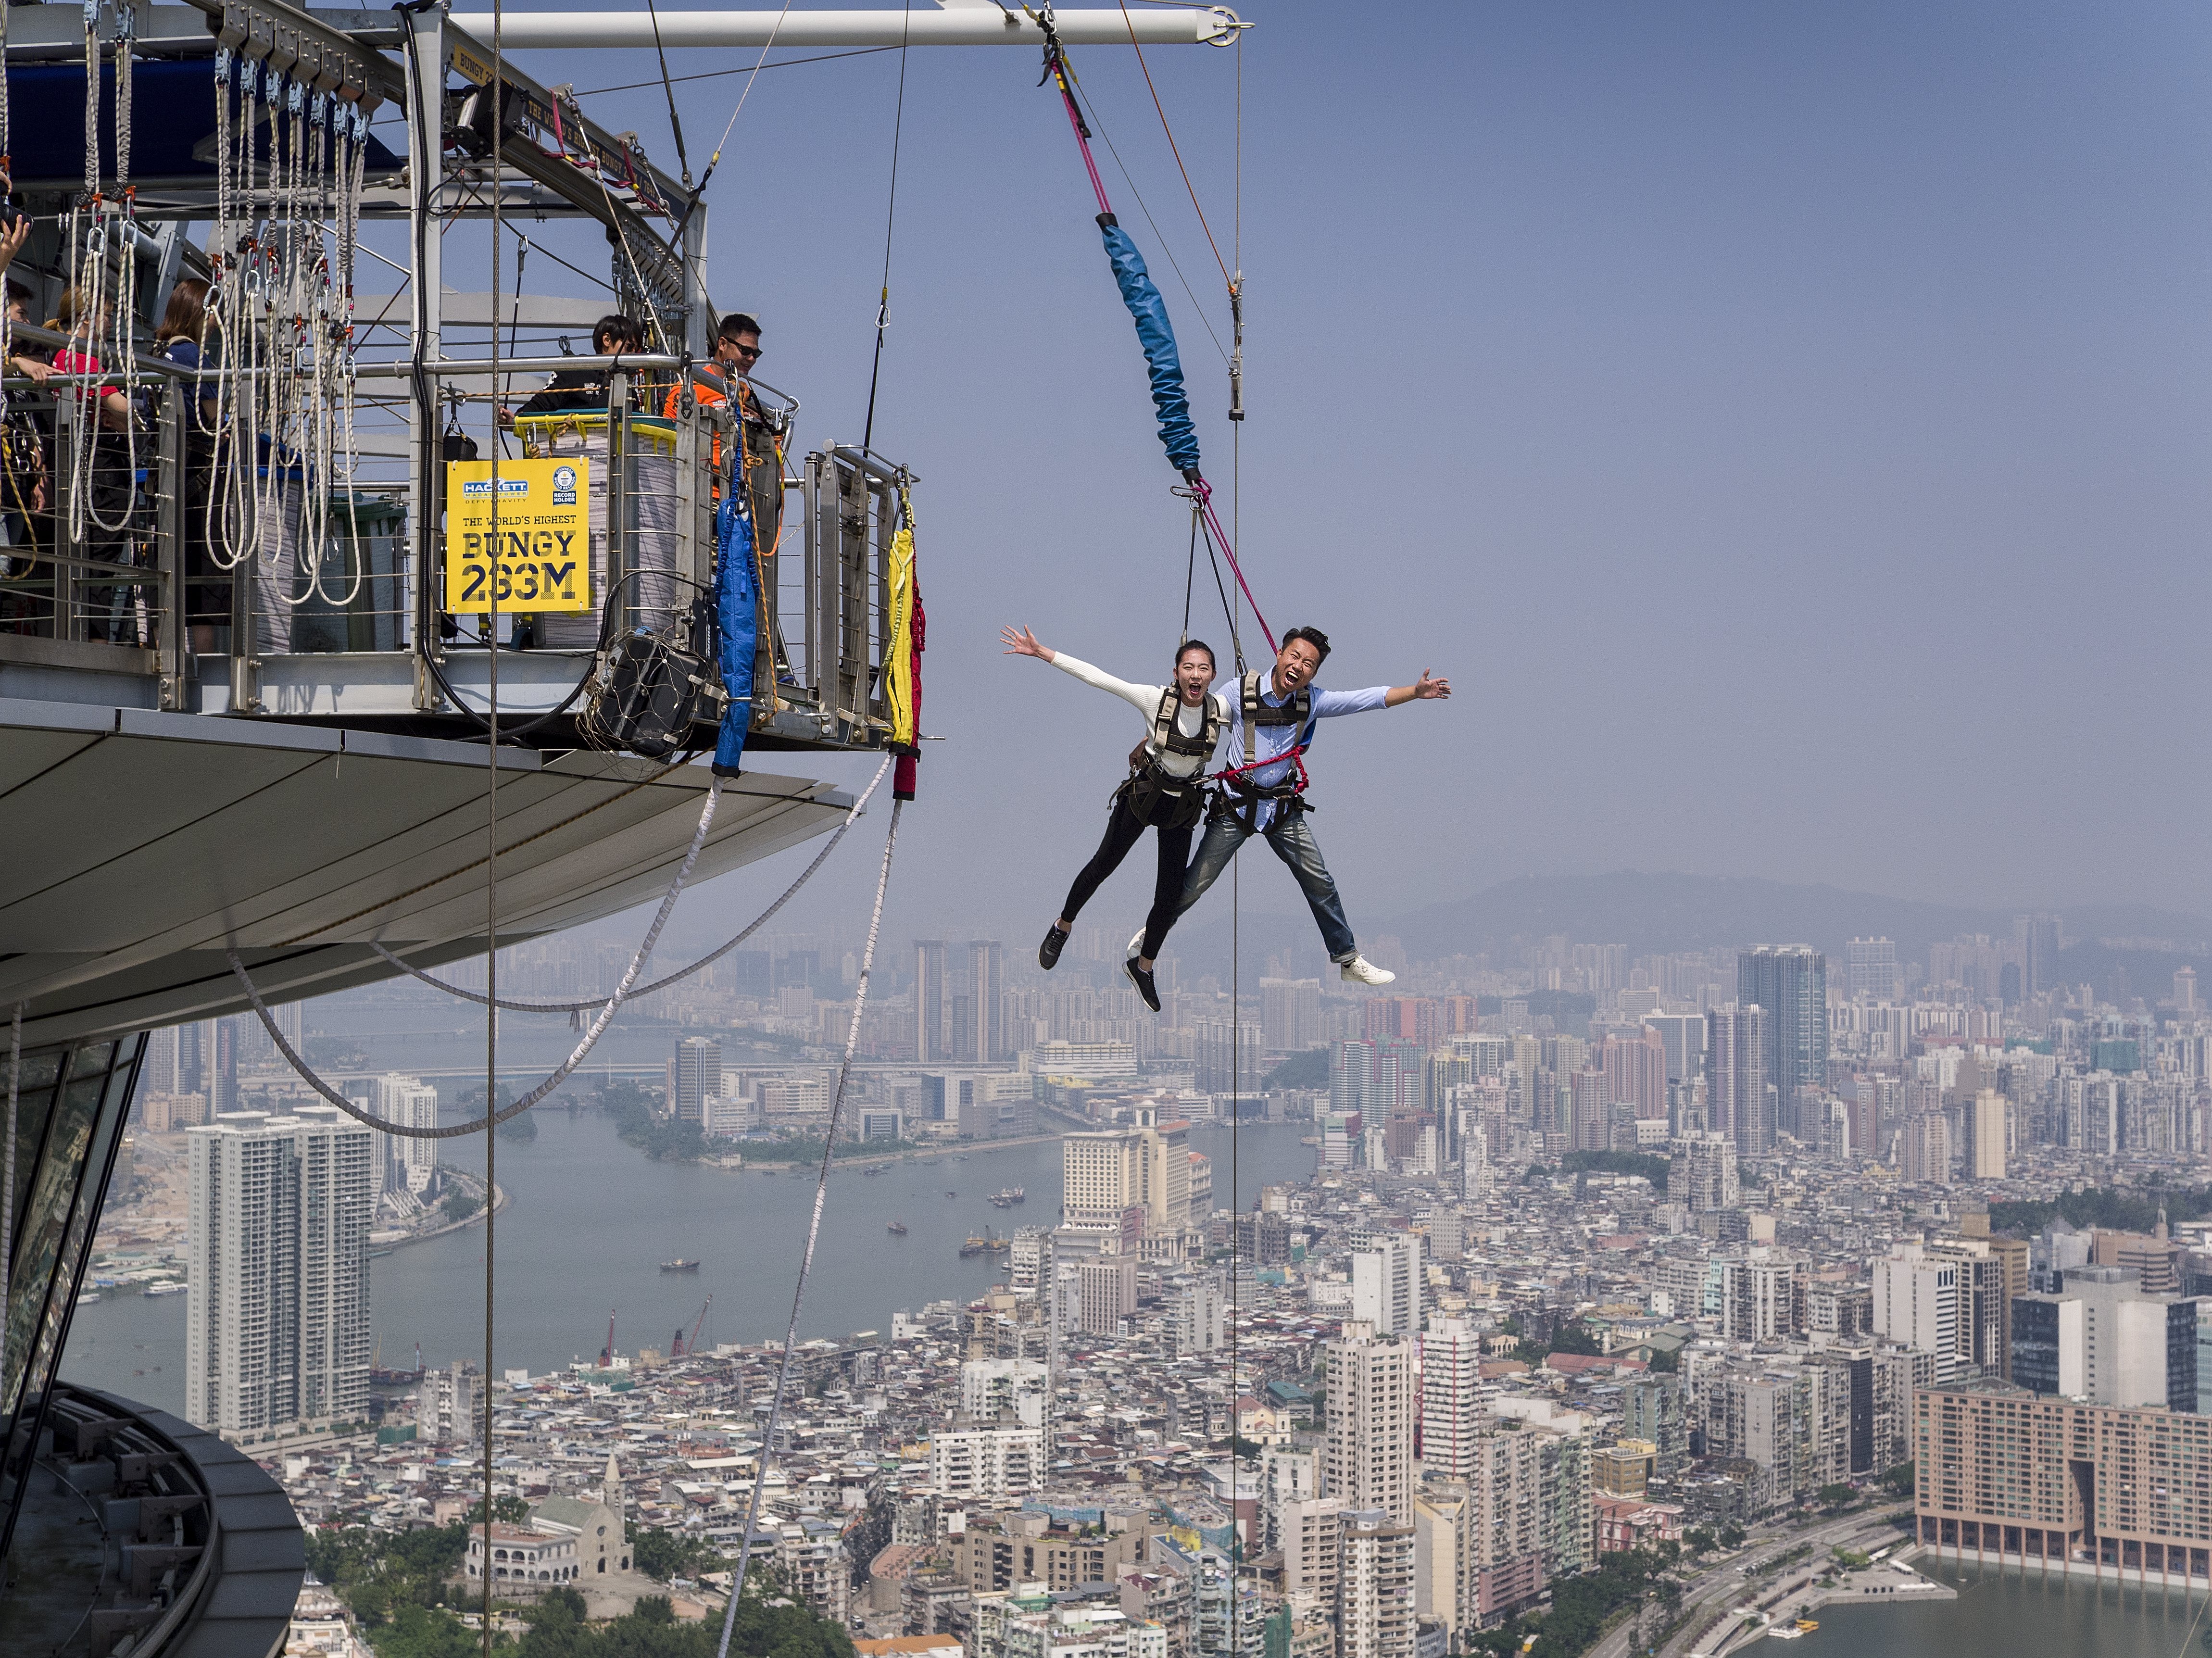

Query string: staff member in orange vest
664 313 764 489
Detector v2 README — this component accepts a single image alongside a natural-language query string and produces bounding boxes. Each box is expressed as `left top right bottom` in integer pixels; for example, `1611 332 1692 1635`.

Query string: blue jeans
1173 807 1357 962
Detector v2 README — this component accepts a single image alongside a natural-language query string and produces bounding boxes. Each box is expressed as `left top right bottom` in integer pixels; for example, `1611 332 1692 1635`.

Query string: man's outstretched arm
1311 671 1452 718
1385 669 1451 707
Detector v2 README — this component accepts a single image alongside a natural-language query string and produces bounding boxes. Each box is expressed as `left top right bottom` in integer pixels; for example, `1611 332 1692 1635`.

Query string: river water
1802 1558 2212 1658
61 1014 1317 1415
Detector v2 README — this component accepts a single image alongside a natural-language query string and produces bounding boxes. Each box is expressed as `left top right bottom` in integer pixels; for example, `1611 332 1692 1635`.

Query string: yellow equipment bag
885 483 920 758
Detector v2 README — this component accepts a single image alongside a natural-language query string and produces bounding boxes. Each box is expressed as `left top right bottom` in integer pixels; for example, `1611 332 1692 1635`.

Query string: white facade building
186 1108 376 1435
1418 1318 1490 1481
1352 1235 1423 1339
373 1074 440 1194
1872 1244 1962 1383
1326 1321 1416 1525
930 1425 1045 1499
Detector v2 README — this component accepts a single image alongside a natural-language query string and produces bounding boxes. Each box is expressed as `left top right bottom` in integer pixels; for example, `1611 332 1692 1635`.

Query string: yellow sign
443 457 591 614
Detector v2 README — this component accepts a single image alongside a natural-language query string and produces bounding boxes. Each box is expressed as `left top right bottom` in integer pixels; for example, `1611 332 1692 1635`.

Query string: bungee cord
231 777 727 1140
199 42 371 607
369 755 893 1012
716 796 903 1658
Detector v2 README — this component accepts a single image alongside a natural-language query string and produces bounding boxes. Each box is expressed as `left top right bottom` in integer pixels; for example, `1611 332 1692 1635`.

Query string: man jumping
1149 625 1449 987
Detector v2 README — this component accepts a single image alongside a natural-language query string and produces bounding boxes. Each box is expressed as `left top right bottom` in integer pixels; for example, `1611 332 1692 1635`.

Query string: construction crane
599 1308 617 1369
673 1295 713 1358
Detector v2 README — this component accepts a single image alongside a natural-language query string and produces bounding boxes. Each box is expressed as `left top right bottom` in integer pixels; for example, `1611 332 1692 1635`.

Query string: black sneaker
1125 956 1161 1013
1039 924 1069 971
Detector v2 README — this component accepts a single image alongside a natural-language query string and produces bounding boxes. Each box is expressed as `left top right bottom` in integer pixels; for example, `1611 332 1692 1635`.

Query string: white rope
715 795 901 1658
372 756 892 1012
229 777 725 1139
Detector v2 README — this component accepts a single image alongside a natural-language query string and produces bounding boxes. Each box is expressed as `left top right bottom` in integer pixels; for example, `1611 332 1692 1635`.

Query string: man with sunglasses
665 313 780 524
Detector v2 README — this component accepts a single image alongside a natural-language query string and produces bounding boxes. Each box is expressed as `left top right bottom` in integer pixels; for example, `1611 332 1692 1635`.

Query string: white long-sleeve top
1049 653 1232 779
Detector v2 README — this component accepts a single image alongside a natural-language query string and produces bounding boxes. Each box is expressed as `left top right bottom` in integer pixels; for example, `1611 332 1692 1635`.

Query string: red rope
1212 743 1307 790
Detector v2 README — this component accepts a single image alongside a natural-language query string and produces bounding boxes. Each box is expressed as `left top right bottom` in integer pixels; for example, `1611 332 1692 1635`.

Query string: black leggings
1060 788 1195 961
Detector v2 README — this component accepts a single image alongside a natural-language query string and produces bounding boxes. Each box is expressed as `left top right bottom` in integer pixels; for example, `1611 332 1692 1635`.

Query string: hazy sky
464 1 2212 951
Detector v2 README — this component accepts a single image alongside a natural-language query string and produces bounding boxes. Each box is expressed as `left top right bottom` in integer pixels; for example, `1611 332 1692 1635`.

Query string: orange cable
1117 0 1232 291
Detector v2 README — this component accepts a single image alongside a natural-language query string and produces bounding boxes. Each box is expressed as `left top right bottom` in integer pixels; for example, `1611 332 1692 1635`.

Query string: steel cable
227 778 724 1139
715 796 903 1658
369 755 891 1011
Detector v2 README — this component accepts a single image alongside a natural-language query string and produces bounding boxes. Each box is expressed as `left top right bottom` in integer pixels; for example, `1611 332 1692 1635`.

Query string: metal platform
0 693 855 1050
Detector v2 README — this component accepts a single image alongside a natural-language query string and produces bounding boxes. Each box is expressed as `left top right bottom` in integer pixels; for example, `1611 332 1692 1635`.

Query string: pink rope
1050 55 1112 218
1194 477 1276 654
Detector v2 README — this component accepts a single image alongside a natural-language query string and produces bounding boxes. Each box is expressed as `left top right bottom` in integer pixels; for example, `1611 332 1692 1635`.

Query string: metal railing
0 340 914 753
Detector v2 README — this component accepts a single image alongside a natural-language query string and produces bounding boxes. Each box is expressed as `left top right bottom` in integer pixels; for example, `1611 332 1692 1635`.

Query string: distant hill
1165 870 2212 982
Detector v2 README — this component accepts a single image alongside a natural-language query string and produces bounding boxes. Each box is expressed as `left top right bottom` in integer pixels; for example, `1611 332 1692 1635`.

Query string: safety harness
1212 669 1312 829
1120 687 1224 828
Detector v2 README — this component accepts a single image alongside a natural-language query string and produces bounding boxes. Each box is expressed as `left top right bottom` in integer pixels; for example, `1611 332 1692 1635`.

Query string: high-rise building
1644 1014 1705 1085
1872 1244 1962 1382
1325 1321 1415 1525
1670 1131 1739 1211
1351 1235 1423 1339
2178 967 2200 1013
417 1362 479 1446
1060 1107 1191 1250
1622 1376 1687 1480
670 1036 721 1126
1364 998 1440 1054
1174 1277 1226 1355
915 940 948 1063
968 940 1005 1063
1335 1510 1417 1658
186 1107 376 1435
1077 1256 1139 1336
1601 1028 1667 1120
1195 1018 1263 1096
1719 1252 1807 1342
373 1074 440 1193
144 1024 181 1095
1736 947 1827 1139
1461 1120 1488 1203
1705 1004 1772 1157
2013 914 2062 997
1262 978 1321 1054
1845 938 1897 1002
1332 1040 1379 1116
1899 1113 1952 1184
1418 1318 1488 1480
2011 1265 2199 1409
1569 1068 1612 1151
1969 1089 2008 1180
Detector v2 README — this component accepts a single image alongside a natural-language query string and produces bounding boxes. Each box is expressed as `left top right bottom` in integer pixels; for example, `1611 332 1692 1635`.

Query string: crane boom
444 6 1245 51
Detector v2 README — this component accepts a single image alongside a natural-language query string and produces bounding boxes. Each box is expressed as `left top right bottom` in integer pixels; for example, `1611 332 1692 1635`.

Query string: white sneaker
1128 928 1146 961
1340 956 1395 986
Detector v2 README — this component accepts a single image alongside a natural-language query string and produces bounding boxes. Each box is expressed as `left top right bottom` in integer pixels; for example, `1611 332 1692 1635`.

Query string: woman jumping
1001 625 1230 1012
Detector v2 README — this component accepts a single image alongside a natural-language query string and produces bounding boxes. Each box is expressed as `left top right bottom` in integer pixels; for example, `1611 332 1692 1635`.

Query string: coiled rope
715 795 903 1658
228 774 726 1138
369 755 891 1012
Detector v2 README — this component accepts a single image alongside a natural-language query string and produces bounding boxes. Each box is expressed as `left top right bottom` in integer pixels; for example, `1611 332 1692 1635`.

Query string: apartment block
186 1107 375 1436
1915 1383 2212 1574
